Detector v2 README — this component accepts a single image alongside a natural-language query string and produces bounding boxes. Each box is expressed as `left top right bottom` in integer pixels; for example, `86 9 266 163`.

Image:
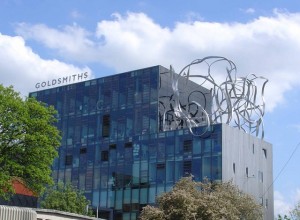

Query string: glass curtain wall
30 66 222 220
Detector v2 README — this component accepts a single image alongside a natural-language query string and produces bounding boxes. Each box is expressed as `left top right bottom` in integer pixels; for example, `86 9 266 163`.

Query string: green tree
277 214 291 220
277 201 300 220
140 176 262 220
290 201 300 220
40 182 92 216
0 85 61 199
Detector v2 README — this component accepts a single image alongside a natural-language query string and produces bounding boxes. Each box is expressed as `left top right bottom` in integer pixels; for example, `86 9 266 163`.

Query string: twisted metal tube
161 56 268 139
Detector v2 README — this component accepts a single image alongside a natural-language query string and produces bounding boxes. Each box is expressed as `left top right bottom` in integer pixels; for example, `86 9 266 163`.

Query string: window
263 148 267 158
102 114 110 137
252 144 255 154
80 147 87 154
233 163 236 174
157 163 165 169
101 150 109 161
125 142 133 148
109 144 116 149
258 171 263 182
157 163 165 183
246 167 248 177
184 161 192 176
123 204 131 212
65 155 73 166
183 140 192 153
203 139 211 153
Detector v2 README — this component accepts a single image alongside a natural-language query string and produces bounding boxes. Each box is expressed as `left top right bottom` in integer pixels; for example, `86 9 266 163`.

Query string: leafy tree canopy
40 182 92 216
277 214 291 220
277 201 300 220
0 85 61 199
140 176 262 220
290 202 300 220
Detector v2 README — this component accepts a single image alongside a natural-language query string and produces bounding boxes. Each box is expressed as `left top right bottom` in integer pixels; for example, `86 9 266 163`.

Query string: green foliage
140 176 263 220
0 85 61 199
277 214 291 220
40 182 92 216
277 201 300 220
290 201 300 220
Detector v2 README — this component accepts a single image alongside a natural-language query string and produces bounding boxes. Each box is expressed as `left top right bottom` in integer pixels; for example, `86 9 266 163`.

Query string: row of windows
56 135 221 170
54 161 220 193
32 68 160 117
59 110 159 144
53 154 221 208
252 143 268 159
232 147 266 181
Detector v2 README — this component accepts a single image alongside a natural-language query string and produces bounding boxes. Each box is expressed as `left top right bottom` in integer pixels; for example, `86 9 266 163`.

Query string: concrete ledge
34 208 104 220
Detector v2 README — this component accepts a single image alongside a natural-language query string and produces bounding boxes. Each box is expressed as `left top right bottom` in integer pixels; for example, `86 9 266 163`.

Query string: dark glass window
109 148 117 166
157 143 165 161
183 140 192 152
123 204 131 212
80 147 87 154
101 150 109 161
157 163 165 169
192 159 201 181
203 139 211 153
183 161 192 176
125 142 133 148
86 167 93 190
157 163 165 183
202 157 211 179
124 146 133 161
109 144 116 149
65 155 73 166
102 114 110 137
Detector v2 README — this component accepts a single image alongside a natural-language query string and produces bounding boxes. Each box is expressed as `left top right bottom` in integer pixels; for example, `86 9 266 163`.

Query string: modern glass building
30 65 273 220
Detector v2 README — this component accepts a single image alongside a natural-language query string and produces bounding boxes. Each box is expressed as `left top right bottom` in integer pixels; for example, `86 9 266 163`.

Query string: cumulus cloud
0 33 92 97
274 190 292 217
274 188 300 217
15 23 99 63
14 11 300 111
70 10 83 19
242 8 256 14
185 11 204 23
95 12 171 70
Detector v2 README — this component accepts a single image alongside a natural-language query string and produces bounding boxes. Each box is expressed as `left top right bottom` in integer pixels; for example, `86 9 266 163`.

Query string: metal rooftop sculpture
162 56 268 139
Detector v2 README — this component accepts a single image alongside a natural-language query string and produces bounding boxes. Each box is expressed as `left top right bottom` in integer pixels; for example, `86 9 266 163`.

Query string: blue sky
1 0 300 217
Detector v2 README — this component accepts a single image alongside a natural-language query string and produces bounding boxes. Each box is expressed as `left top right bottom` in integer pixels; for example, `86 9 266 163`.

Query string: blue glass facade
30 66 222 220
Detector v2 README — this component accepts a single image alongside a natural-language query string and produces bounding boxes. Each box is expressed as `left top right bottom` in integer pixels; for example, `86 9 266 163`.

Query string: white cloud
14 11 300 112
295 188 300 202
274 190 293 217
242 8 256 14
0 33 92 97
185 11 204 23
95 12 171 70
15 23 99 63
70 10 82 19
274 188 300 217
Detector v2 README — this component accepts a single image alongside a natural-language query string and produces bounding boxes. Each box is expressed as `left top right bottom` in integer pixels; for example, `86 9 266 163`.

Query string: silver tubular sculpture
161 56 268 139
